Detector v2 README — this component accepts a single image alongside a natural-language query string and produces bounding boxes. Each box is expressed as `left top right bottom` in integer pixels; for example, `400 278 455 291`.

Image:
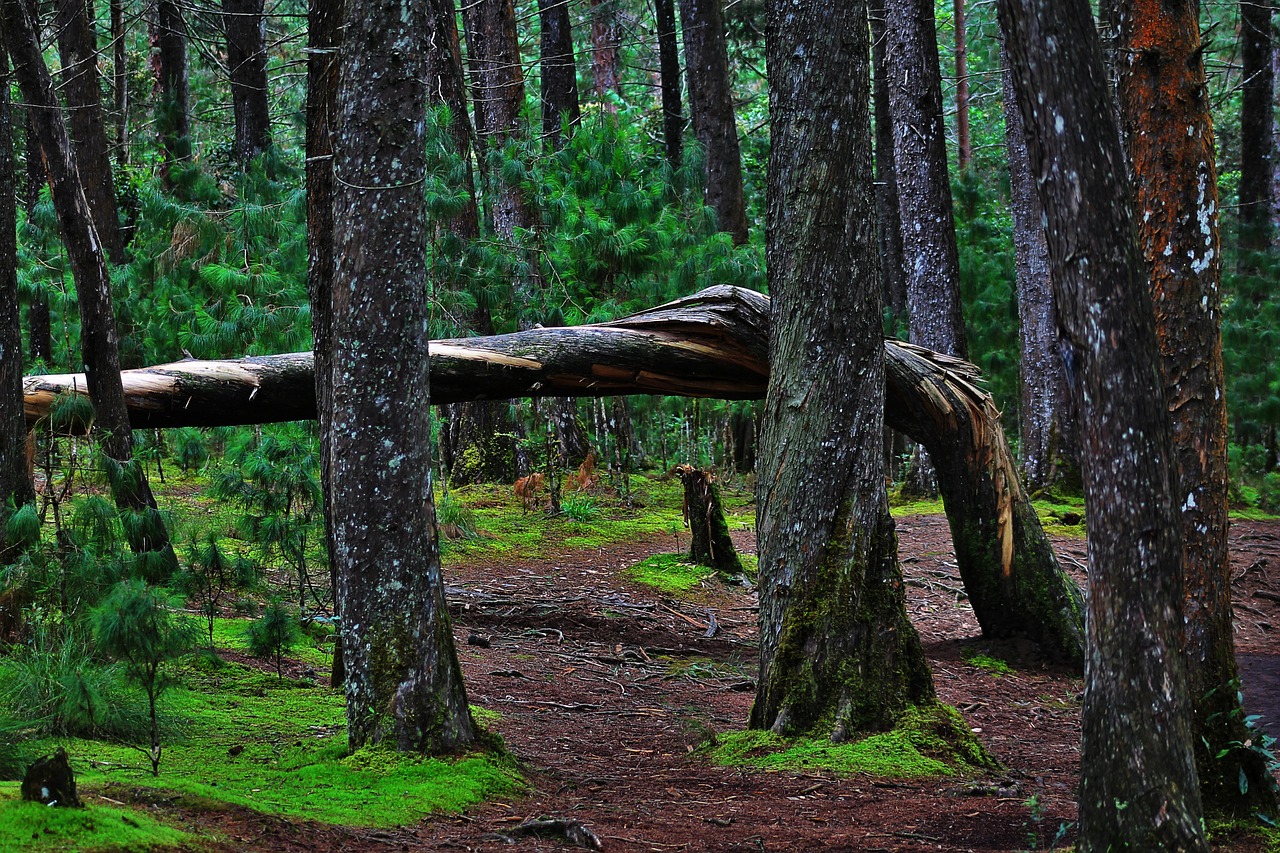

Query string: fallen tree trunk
23 285 1083 663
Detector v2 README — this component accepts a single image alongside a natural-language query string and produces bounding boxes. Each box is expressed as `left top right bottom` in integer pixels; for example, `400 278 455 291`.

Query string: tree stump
677 465 743 576
21 748 81 807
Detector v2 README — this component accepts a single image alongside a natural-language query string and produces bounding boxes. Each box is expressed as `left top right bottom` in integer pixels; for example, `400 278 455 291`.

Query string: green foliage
176 533 257 651
559 493 601 524
246 599 301 680
1259 472 1280 515
436 493 479 540
0 785 197 851
961 649 1014 677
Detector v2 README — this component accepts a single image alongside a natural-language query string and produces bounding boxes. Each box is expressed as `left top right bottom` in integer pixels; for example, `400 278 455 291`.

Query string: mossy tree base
676 464 743 576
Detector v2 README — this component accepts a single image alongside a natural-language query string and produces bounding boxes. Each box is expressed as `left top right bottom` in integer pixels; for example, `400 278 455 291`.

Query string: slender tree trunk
753 0 935 739
589 0 620 107
1240 0 1274 265
150 0 191 184
953 0 971 173
538 0 581 148
1116 0 1278 817
55 0 124 263
223 0 273 167
869 0 907 327
1 37 35 552
331 0 475 754
111 0 127 166
999 0 1209 848
4 0 176 572
654 0 682 170
678 0 748 244
1002 46 1074 493
305 0 342 687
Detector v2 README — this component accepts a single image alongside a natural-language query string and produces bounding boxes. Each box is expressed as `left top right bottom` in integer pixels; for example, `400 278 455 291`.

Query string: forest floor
108 510 1280 852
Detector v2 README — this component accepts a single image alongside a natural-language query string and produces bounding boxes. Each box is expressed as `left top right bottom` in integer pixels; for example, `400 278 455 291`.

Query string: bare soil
124 515 1280 852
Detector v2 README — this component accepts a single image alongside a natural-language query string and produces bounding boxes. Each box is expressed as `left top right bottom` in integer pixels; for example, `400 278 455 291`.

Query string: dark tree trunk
1239 0 1274 264
305 0 343 687
331 0 475 753
678 465 742 575
5 0 176 572
1 38 35 553
22 289 1087 666
1001 46 1074 493
223 0 273 166
538 0 581 148
111 0 127 165
55 0 124 263
678 0 748 244
150 0 191 184
752 0 935 739
27 298 51 365
728 408 755 473
589 0 621 106
869 0 907 328
1116 0 1278 818
998 0 1209 848
953 0 971 173
654 0 683 169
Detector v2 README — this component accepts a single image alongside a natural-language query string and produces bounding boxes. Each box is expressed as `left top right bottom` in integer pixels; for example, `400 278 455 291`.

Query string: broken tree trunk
676 464 744 576
22 286 1084 664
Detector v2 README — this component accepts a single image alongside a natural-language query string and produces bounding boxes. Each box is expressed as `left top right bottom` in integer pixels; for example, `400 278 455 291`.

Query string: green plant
177 533 257 652
91 581 196 775
436 493 479 539
1259 472 1280 514
560 493 600 523
1022 793 1072 851
247 599 301 680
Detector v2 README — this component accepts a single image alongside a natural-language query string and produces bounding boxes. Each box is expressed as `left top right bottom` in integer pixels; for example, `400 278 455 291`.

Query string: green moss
708 705 994 779
889 497 946 517
627 554 714 594
961 650 1014 677
0 784 197 851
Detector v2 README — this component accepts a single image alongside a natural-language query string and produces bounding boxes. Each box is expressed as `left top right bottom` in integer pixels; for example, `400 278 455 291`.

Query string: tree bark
1116 0 1278 818
110 0 127 166
751 0 937 739
5 0 176 572
998 0 1209 848
678 0 748 244
331 0 474 753
953 0 971 173
538 0 581 149
1239 0 1275 264
678 465 742 575
55 0 124 263
21 288 1085 664
654 0 683 170
1001 45 1074 493
589 0 621 106
1 36 35 553
869 0 907 327
223 0 273 166
150 0 191 184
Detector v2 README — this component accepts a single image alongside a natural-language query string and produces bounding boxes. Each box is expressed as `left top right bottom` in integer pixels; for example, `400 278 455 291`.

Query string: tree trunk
678 465 742 575
998 0 1209 848
331 0 474 753
1239 0 1274 265
678 0 748 244
55 0 124 263
223 0 273 166
5 0 176 573
953 0 971 173
111 0 127 166
752 0 936 739
869 0 907 328
1001 45 1074 493
654 0 683 170
538 0 581 149
1116 0 1278 818
1 38 35 554
589 0 621 106
305 0 343 688
150 0 191 184
21 288 1085 665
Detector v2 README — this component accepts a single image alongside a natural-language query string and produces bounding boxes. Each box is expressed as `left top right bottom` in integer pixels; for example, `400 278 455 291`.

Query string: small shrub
247 599 301 680
1259 472 1280 514
170 427 211 472
560 494 600 523
436 494 479 539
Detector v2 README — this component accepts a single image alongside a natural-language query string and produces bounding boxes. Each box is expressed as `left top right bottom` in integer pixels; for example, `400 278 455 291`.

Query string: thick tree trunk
998 0 1209 848
538 0 581 148
678 0 748 244
869 0 907 327
752 0 936 739
589 0 621 106
21 288 1085 664
223 0 273 166
1001 46 1074 493
1 39 35 554
331 0 474 753
1239 0 1275 265
1116 0 1278 818
55 0 124 263
305 0 343 688
678 465 742 575
654 0 683 170
150 0 191 184
5 0 176 572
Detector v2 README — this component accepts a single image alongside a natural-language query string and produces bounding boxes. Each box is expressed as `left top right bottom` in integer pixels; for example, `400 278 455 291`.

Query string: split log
22 285 1083 663
676 464 744 576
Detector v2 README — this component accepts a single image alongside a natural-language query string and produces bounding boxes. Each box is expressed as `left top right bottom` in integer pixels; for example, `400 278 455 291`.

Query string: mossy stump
677 465 743 576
